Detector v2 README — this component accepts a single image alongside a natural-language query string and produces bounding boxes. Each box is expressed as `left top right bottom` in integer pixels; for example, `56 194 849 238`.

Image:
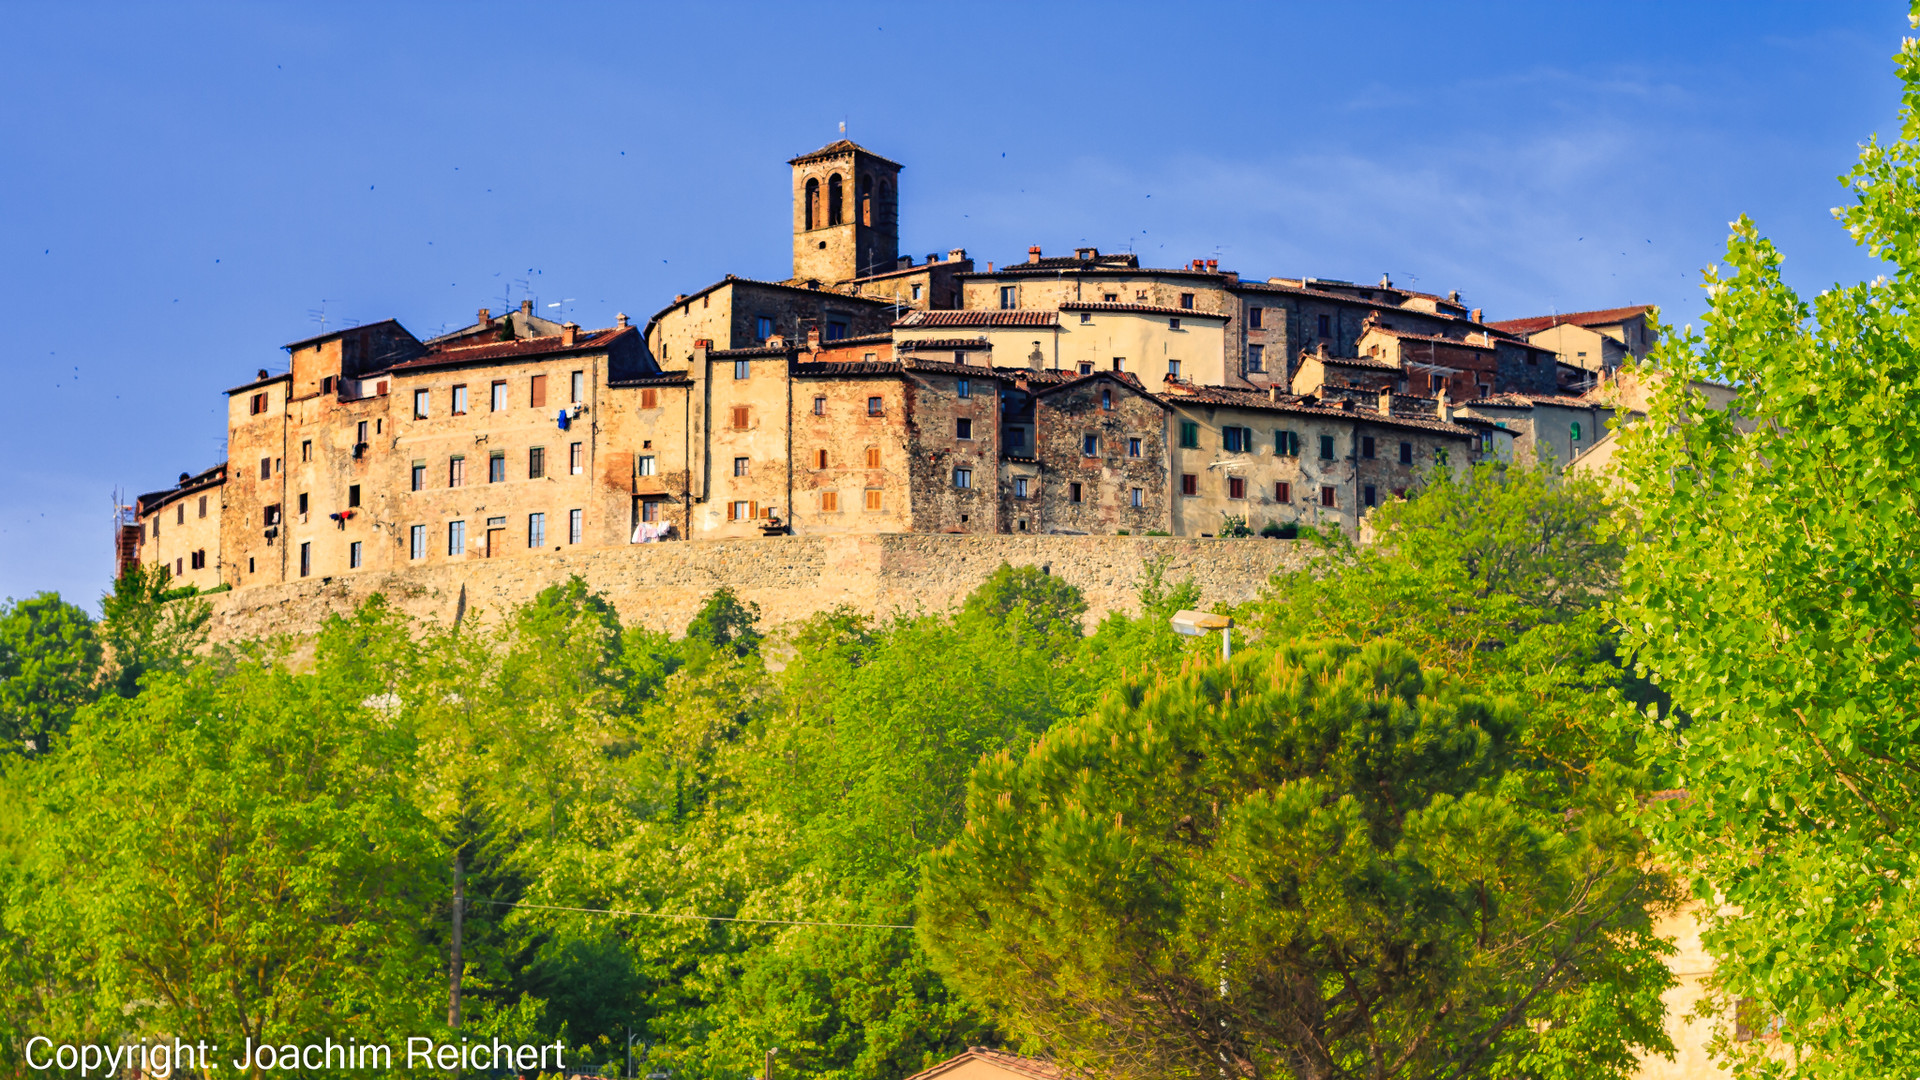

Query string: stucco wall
201 533 1307 642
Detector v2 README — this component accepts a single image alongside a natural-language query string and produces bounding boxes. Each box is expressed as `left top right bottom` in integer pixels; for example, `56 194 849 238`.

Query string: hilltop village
125 139 1651 591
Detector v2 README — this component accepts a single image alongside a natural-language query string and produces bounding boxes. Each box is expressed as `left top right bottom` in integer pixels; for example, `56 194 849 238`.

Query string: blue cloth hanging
557 408 570 431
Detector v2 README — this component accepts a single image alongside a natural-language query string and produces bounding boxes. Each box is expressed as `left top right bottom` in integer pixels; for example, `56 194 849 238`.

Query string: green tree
0 593 101 754
684 586 763 657
1612 23 1920 1079
920 640 1673 1080
97 564 210 697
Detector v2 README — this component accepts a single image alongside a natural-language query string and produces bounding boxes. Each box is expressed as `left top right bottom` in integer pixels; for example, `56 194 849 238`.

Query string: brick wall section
199 534 1308 642
1032 376 1169 534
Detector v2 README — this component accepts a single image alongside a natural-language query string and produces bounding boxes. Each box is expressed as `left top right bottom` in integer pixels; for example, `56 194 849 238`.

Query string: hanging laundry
556 408 570 430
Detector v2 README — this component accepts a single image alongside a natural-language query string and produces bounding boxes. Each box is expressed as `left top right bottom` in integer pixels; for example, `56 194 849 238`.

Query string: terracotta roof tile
1164 383 1476 437
1486 305 1654 336
896 310 1059 329
391 326 635 372
787 138 902 169
1060 301 1230 320
897 337 992 350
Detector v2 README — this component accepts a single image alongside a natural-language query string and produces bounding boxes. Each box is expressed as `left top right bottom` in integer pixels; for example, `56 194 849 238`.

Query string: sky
0 1 1909 607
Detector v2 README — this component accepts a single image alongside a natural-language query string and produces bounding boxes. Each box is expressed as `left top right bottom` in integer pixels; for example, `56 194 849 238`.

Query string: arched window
828 173 843 226
860 173 873 226
804 178 819 230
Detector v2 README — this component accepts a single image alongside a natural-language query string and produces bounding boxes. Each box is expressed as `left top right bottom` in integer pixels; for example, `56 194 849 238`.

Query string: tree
684 586 763 657
0 593 101 754
97 564 210 698
920 640 1673 1080
1612 24 1920 1079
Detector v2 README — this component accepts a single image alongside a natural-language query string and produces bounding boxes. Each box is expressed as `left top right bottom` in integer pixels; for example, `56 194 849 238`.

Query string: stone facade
198 533 1310 643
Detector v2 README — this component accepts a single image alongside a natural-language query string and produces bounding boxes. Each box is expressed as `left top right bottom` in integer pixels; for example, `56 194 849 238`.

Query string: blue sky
1 1 1908 607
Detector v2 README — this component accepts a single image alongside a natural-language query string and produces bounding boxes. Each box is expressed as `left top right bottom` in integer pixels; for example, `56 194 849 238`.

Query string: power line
469 897 912 931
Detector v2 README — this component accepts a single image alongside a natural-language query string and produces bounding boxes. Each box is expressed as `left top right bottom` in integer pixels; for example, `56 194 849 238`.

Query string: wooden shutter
641 388 657 409
865 489 882 511
865 447 880 468
816 449 828 469
822 491 838 511
732 406 749 429
530 374 547 408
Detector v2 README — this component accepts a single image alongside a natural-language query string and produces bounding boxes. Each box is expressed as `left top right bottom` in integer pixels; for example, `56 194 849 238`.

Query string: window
1078 362 1094 375
449 456 466 487
449 520 466 555
756 315 774 340
260 457 271 480
571 371 584 404
489 452 506 483
321 376 335 396
529 373 547 408
641 387 658 409
1224 426 1250 453
821 491 839 511
452 385 468 414
349 541 363 569
1080 312 1093 324
357 419 369 445
197 495 207 518
529 512 546 548
1180 293 1194 309
734 456 749 477
348 484 361 507
1249 306 1263 329
826 321 847 340
1101 388 1112 410
957 418 973 440
640 500 659 523
637 454 655 476
1181 474 1198 496
1399 441 1414 465
1103 292 1118 302
411 460 426 490
190 549 206 570
813 395 827 415
570 443 584 474
530 446 546 479
1069 482 1083 503
250 392 268 415
729 499 752 521
1364 484 1378 508
264 504 281 526
1247 344 1264 373
1178 421 1200 449
297 492 309 517
1319 435 1336 461
299 542 311 577
1128 437 1142 458
1317 314 1331 338
1000 286 1017 310
568 509 583 544
955 350 968 365
1168 317 1181 330
1229 476 1246 499
301 439 311 462
414 388 429 418
1130 487 1144 507
249 556 255 573
1361 436 1375 459
1014 477 1030 498
1321 486 1336 507
1479 431 1493 453
867 396 883 416
731 405 750 429
275 457 281 473
176 504 184 525
410 524 426 559
174 557 182 576
735 359 751 380
1082 433 1099 457
955 467 973 489
491 380 508 411
1169 359 1181 377
1571 421 1583 442
957 378 971 399
866 446 881 468
1276 481 1292 502
1431 374 1447 393
911 284 923 301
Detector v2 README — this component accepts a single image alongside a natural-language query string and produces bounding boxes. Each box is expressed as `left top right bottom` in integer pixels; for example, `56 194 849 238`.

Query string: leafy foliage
1612 21 1920 1078
97 563 210 698
920 640 1673 1080
0 593 101 754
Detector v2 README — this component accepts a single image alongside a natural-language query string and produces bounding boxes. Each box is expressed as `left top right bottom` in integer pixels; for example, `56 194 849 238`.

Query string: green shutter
1179 420 1200 449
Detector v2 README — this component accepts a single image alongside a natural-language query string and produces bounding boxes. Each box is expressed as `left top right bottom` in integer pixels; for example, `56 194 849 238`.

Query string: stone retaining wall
205 534 1306 641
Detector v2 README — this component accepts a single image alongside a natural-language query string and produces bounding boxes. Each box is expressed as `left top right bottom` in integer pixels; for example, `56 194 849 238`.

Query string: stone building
1487 304 1656 391
122 137 1640 591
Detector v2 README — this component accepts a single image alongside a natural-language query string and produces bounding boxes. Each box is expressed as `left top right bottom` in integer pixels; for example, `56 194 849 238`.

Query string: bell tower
789 139 900 284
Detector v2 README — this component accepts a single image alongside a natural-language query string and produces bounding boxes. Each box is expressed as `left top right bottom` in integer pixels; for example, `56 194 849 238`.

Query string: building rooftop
1486 304 1654 336
895 310 1060 329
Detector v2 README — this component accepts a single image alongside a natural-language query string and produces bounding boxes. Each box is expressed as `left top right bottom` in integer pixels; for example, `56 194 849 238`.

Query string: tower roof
788 139 902 170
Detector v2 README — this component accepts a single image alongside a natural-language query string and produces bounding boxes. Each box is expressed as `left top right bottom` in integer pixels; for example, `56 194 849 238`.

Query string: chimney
1378 389 1394 415
477 307 491 325
178 472 191 484
1437 386 1453 422
1206 259 1218 273
520 299 534 317
1317 341 1328 358
1028 245 1042 264
1075 247 1097 260
761 334 783 349
256 368 269 380
1471 308 1483 323
806 325 823 348
1269 385 1280 403
897 255 913 270
1379 273 1392 287
561 322 579 347
616 313 629 328
987 261 993 272
948 248 968 262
